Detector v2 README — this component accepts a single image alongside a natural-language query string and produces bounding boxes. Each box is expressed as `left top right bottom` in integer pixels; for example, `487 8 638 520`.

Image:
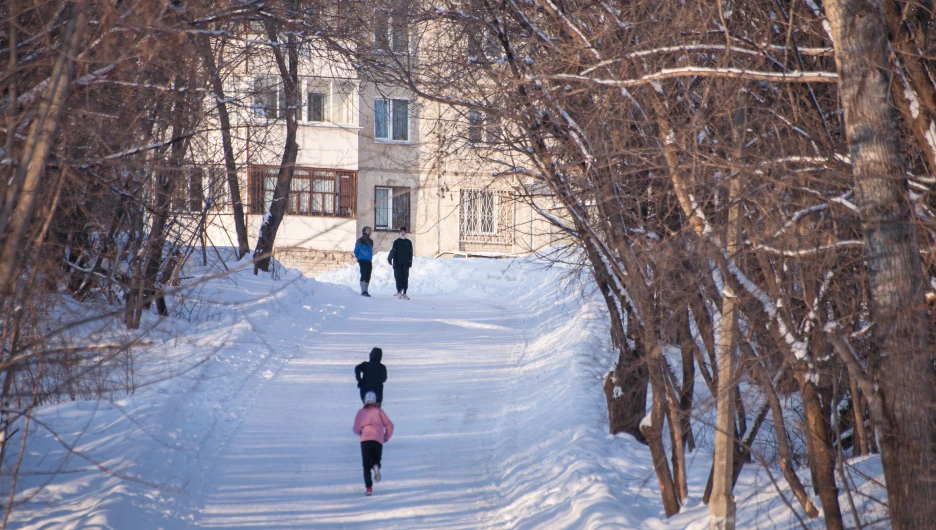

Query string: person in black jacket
355 347 387 405
387 226 414 300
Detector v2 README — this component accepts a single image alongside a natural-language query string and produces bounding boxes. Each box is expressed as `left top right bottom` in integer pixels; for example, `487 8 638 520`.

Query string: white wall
205 213 357 252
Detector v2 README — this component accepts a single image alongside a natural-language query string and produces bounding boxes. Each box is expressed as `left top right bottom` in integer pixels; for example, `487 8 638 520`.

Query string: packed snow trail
5 256 888 529
197 293 528 528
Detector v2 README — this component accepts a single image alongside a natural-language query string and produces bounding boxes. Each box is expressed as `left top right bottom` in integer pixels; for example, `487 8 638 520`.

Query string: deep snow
4 255 887 529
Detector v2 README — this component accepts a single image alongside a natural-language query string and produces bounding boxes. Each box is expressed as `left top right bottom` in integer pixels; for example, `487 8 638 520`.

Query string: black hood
369 347 382 363
362 226 372 236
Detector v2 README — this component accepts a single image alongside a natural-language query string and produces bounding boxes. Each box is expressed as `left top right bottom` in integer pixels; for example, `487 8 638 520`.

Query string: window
303 78 357 125
374 187 410 230
461 189 497 235
171 166 232 212
249 165 356 217
375 99 409 141
307 92 326 122
467 110 501 145
332 81 355 124
375 9 408 53
391 12 408 53
253 76 284 120
375 9 390 51
459 189 514 245
468 109 483 144
205 166 229 211
171 167 205 212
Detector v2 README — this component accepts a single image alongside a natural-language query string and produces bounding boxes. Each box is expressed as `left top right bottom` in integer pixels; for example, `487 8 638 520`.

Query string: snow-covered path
6 256 885 529
197 294 530 529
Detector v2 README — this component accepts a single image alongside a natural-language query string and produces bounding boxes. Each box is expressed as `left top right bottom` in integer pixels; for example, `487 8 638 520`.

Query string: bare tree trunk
754 361 820 518
641 349 681 517
799 377 844 530
825 2 936 528
677 322 696 452
850 376 870 456
195 34 250 259
663 366 689 502
1 0 19 230
709 102 746 530
0 6 86 296
592 244 649 443
254 23 300 273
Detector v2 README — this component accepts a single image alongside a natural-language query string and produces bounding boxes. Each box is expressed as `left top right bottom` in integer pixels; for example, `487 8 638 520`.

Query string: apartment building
190 16 557 276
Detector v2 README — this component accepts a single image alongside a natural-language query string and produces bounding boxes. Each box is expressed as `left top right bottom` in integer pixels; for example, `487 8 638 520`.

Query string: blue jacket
354 239 373 261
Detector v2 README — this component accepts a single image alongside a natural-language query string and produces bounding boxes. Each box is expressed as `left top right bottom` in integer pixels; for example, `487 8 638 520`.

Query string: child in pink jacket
353 391 394 495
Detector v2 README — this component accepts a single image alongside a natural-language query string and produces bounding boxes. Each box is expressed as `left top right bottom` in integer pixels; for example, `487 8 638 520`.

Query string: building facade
189 18 559 275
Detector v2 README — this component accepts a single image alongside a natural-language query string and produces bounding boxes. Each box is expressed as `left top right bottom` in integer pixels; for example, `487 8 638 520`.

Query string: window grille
459 189 514 244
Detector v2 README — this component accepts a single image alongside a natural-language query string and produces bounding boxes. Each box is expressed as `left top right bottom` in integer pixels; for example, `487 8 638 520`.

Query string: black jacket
388 237 414 269
355 348 387 392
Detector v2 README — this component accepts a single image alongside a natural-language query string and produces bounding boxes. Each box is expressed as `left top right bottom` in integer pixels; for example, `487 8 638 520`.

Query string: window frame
467 110 502 146
248 165 356 218
460 189 500 237
375 8 408 54
171 166 205 213
301 78 358 126
374 98 410 142
374 186 411 231
252 75 284 122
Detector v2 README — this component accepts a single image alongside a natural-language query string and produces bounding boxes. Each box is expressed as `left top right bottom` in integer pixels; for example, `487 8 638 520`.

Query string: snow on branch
537 67 838 88
747 240 864 257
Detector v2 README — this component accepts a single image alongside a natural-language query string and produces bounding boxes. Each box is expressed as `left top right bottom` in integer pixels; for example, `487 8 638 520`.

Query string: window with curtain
249 165 356 218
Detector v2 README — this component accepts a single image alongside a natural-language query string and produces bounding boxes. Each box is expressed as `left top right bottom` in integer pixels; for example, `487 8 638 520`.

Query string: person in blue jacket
354 226 374 297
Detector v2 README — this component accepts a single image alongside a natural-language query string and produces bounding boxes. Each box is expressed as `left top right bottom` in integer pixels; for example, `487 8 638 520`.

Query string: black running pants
361 440 383 488
358 260 372 282
393 266 409 294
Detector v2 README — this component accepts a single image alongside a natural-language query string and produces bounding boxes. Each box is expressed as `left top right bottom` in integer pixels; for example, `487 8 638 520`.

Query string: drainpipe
437 170 442 255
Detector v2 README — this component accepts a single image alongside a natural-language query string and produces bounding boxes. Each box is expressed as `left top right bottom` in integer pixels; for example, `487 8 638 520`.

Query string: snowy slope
4 255 886 529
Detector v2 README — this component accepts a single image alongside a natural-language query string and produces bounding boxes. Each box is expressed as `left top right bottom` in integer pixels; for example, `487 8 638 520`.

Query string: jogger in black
361 440 382 489
387 226 414 299
355 347 387 405
393 266 409 296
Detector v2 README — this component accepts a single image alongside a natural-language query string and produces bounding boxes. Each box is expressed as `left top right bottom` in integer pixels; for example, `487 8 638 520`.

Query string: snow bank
318 252 529 296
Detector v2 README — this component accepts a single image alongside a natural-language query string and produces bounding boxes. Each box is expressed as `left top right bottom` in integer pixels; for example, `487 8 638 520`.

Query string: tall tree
253 8 301 273
825 0 936 528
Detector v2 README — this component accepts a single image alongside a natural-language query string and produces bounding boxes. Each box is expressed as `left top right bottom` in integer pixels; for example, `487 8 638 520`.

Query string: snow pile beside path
5 260 341 529
318 252 531 296
481 271 663 528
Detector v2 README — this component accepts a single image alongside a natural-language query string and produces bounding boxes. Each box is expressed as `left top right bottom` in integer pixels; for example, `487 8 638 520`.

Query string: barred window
459 189 514 244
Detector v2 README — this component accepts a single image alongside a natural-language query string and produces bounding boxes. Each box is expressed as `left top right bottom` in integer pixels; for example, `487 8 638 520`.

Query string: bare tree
825 1 936 528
